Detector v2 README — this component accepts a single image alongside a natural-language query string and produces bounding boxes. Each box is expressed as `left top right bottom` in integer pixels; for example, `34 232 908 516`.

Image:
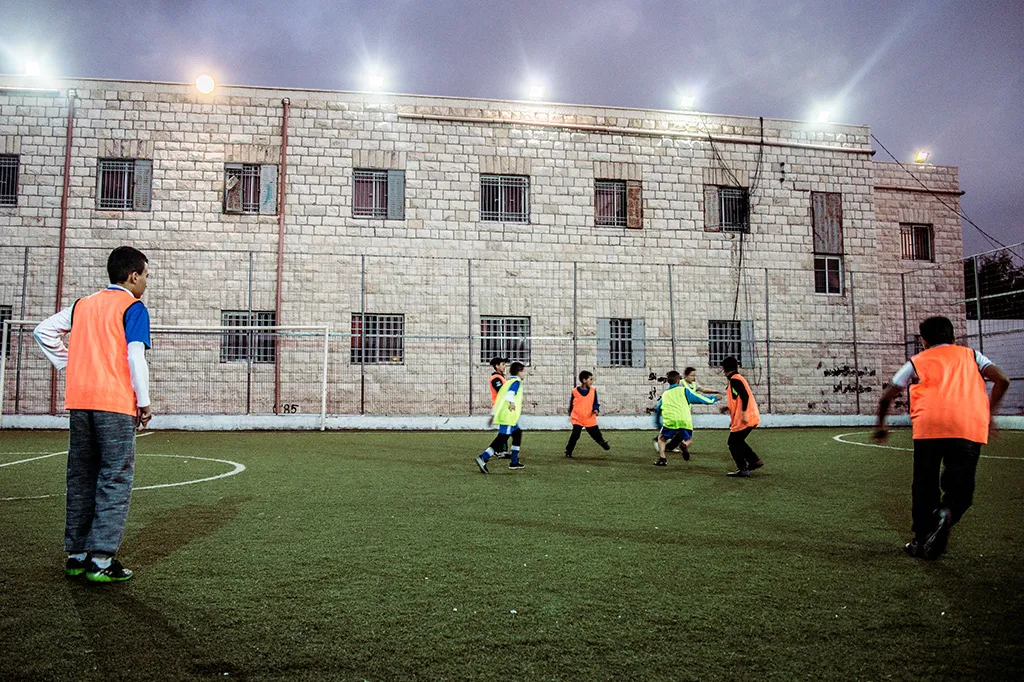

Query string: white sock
68 552 87 561
92 556 112 569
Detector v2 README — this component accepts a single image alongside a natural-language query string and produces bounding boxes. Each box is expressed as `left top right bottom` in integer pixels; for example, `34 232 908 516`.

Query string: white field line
0 432 155 468
833 432 1023 461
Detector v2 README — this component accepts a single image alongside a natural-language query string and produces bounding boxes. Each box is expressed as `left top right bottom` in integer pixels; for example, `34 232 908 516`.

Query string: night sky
2 0 1021 255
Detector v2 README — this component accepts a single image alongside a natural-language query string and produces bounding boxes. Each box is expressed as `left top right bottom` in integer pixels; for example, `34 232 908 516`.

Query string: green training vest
493 377 524 426
660 385 694 430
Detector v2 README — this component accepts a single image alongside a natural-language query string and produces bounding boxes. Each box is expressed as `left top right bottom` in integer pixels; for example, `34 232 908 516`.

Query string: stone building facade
0 76 965 419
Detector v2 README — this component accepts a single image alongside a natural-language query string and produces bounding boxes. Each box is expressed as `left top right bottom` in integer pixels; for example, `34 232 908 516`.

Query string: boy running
564 371 611 458
721 356 763 477
487 356 511 458
874 316 1009 559
475 361 528 473
33 246 153 582
653 370 719 466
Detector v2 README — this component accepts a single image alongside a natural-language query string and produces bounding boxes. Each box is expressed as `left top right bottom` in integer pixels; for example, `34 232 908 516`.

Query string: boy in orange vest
721 356 763 478
34 246 153 582
875 316 1009 559
488 356 511 458
564 370 611 457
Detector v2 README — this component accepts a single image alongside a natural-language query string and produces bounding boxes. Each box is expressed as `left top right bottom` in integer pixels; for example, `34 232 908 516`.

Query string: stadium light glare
195 74 216 95
679 94 696 110
366 71 386 91
816 110 830 123
527 83 545 100
24 60 42 77
914 150 931 164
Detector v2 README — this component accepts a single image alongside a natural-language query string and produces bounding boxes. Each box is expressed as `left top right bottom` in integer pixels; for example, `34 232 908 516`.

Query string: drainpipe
50 89 76 414
274 98 290 414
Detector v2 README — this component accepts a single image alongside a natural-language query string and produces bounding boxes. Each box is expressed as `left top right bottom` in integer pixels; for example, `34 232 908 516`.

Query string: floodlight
367 72 386 91
195 74 216 95
679 94 696 110
528 84 545 100
914 150 930 164
816 110 830 123
25 60 41 77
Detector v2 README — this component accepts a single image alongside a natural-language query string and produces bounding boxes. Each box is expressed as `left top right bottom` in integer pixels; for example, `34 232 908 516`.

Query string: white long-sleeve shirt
33 287 151 408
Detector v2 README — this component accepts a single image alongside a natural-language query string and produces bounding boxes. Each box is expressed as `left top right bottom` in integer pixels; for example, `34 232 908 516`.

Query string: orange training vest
489 372 506 406
726 372 760 432
909 345 989 444
65 289 140 416
570 386 598 427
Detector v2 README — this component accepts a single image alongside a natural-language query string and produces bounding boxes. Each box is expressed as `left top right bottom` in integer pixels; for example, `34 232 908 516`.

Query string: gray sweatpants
65 410 137 557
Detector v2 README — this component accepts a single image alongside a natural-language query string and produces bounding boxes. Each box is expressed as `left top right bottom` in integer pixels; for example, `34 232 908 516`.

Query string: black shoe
681 449 691 462
600 442 611 451
565 452 574 458
749 459 764 472
654 458 667 466
923 508 951 559
509 462 526 470
85 558 133 583
65 556 88 578
475 455 489 474
904 539 923 558
726 469 750 478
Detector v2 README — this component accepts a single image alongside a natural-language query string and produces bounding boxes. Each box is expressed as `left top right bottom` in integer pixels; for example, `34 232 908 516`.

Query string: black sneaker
654 458 667 466
749 459 764 472
923 508 951 559
726 469 750 478
565 452 574 458
904 539 923 558
475 456 489 474
681 448 691 462
509 462 526 470
85 558 133 583
65 556 88 578
600 442 611 451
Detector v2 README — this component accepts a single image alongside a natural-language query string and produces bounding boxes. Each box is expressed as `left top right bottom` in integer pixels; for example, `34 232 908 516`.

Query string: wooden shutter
259 164 278 215
132 159 152 211
387 170 405 220
224 164 243 213
597 318 611 367
626 180 642 229
631 318 646 368
703 186 720 232
811 192 843 254
740 320 755 368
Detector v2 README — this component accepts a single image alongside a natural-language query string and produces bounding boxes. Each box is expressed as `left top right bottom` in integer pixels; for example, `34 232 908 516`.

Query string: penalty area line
833 432 1023 461
0 432 155 468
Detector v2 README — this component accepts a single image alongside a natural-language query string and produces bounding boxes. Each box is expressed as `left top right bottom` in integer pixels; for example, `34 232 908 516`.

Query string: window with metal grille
0 155 18 206
97 159 153 210
814 255 844 295
351 313 405 364
900 223 934 261
353 169 388 218
480 174 529 222
595 180 627 227
0 305 12 358
597 317 645 367
905 333 924 359
220 311 277 363
224 164 263 214
479 316 531 364
708 320 742 367
719 187 749 232
608 318 633 367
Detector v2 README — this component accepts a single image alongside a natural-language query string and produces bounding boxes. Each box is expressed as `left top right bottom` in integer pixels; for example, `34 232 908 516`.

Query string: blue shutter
132 159 152 211
631 318 645 368
740 320 755 368
259 164 278 215
387 170 405 220
597 318 611 367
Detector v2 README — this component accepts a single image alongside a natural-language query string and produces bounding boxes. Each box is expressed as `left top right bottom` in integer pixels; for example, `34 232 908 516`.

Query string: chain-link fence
3 242 1021 420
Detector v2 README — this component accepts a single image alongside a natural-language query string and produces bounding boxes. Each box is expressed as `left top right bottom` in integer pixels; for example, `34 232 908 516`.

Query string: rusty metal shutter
132 159 152 211
704 186 720 231
387 170 405 220
626 180 642 229
224 164 243 213
259 164 278 215
811 192 843 254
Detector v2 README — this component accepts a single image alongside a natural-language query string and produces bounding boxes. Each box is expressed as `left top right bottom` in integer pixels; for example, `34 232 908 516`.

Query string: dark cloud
2 0 1021 253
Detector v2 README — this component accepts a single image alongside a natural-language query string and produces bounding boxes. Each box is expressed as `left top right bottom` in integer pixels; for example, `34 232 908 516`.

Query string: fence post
572 262 578 386
467 259 473 416
0 321 8 428
972 254 984 354
901 272 909 360
320 325 329 430
668 264 677 369
849 270 860 414
360 254 366 415
763 267 772 413
246 251 253 415
14 247 28 413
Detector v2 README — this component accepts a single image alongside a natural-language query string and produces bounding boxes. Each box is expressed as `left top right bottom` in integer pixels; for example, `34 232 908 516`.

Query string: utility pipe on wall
274 98 290 414
50 89 76 414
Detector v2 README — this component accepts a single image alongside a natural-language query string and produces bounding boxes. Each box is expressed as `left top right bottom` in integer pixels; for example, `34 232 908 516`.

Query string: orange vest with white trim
65 289 140 416
570 386 598 427
909 345 989 444
489 372 506 406
726 372 760 432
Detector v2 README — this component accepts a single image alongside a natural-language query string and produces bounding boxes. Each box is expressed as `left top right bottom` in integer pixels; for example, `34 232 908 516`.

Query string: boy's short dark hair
721 356 739 373
683 366 696 376
490 356 508 369
666 370 681 384
919 316 955 346
509 361 525 376
578 370 593 383
107 246 148 284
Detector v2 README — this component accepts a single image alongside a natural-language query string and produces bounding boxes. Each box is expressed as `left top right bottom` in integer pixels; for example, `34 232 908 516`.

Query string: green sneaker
65 556 88 578
86 558 133 583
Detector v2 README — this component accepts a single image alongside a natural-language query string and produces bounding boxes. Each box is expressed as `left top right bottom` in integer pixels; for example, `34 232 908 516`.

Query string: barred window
595 180 627 227
709 320 742 367
351 313 404 364
901 224 934 261
597 317 645 368
0 155 18 206
225 163 277 215
220 311 277 363
608 318 633 367
481 174 529 222
480 316 530 364
353 169 388 218
719 187 749 232
814 255 844 295
97 159 151 211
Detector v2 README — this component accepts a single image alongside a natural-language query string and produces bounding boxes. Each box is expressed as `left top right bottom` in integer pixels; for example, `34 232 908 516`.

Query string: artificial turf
0 427 1021 681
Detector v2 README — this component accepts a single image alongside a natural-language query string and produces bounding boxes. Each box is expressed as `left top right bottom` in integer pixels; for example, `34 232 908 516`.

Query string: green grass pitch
1 428 1021 681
